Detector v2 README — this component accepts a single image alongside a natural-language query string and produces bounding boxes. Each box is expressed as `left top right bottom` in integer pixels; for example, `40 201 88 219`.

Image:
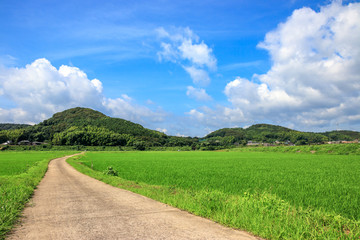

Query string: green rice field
69 151 360 239
0 151 77 239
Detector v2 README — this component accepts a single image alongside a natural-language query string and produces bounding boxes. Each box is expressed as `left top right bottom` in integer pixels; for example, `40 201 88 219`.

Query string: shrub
103 166 118 176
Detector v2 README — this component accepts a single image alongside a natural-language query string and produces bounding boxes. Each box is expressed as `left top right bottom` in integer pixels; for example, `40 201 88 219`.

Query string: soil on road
8 154 260 240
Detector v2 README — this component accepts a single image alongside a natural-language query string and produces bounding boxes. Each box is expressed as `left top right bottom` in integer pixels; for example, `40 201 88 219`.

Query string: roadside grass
0 151 77 239
68 151 360 239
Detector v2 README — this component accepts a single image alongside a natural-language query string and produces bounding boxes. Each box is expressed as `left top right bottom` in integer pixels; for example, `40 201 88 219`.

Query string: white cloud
104 97 166 124
187 106 245 129
0 107 32 124
187 109 205 120
156 27 199 45
0 58 103 120
178 39 217 70
224 77 299 115
183 66 210 86
156 27 216 98
157 42 177 63
188 1 360 131
121 94 132 101
186 86 212 101
91 79 103 93
157 27 216 70
0 58 165 126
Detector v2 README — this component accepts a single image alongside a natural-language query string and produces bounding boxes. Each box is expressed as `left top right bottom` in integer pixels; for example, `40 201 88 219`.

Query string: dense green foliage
69 151 360 239
204 124 354 146
0 151 77 239
323 130 360 141
1 108 359 149
52 126 132 146
0 124 30 131
40 107 162 138
0 107 168 147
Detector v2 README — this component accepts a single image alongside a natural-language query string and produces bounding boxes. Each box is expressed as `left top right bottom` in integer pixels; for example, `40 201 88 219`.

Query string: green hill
1 108 359 149
0 123 30 131
206 124 296 140
38 107 163 138
0 107 166 147
323 130 360 141
204 124 359 145
206 124 294 139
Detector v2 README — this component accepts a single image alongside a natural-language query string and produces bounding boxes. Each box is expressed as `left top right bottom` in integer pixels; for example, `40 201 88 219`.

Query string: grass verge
67 153 360 240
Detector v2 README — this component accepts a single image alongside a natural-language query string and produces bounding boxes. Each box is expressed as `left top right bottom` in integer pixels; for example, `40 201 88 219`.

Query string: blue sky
1 0 360 136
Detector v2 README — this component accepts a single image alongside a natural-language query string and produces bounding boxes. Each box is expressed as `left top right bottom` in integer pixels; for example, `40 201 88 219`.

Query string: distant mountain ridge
0 107 359 148
205 123 360 145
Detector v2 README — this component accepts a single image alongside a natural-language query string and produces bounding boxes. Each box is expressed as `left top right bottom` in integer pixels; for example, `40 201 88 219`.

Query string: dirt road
8 154 259 240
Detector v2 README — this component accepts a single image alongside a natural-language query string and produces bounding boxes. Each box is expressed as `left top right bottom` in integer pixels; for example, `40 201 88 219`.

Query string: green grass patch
68 151 360 239
0 151 77 239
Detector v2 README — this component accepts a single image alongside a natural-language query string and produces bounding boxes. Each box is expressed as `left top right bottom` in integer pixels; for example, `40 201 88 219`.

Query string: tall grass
0 151 77 239
68 151 360 239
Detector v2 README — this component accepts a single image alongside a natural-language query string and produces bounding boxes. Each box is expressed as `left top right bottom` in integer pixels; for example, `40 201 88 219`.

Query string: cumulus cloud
183 66 210 86
187 106 245 130
0 58 103 122
104 97 165 123
187 109 205 121
0 108 32 124
157 27 216 100
157 27 216 70
186 86 212 101
189 1 360 132
0 58 165 125
178 39 216 70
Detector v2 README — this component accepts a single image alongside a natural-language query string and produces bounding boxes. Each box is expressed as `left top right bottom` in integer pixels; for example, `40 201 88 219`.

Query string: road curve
8 154 260 240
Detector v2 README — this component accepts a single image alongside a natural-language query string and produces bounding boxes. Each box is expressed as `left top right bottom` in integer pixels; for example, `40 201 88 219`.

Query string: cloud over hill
0 58 165 125
189 1 360 132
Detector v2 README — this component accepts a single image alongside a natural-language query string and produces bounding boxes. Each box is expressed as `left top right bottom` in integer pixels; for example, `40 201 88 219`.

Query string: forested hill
206 124 294 139
205 124 360 145
0 123 30 131
0 108 359 149
39 107 164 138
323 130 360 141
0 107 167 147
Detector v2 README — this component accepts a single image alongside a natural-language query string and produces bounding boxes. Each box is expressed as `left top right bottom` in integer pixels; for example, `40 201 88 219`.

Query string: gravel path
8 154 260 240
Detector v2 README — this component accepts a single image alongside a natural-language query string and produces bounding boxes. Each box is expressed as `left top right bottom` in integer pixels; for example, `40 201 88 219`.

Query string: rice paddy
69 151 360 239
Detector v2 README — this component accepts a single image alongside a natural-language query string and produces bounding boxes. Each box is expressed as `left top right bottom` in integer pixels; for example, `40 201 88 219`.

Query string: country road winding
8 154 260 240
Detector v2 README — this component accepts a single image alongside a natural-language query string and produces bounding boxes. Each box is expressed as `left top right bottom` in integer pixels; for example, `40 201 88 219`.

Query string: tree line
1 108 359 150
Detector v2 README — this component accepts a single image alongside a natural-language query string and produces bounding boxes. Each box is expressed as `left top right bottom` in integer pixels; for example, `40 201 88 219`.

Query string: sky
0 0 360 137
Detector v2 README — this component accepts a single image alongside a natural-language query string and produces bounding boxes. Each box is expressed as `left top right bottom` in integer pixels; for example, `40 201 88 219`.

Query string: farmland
0 151 77 238
69 151 360 239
